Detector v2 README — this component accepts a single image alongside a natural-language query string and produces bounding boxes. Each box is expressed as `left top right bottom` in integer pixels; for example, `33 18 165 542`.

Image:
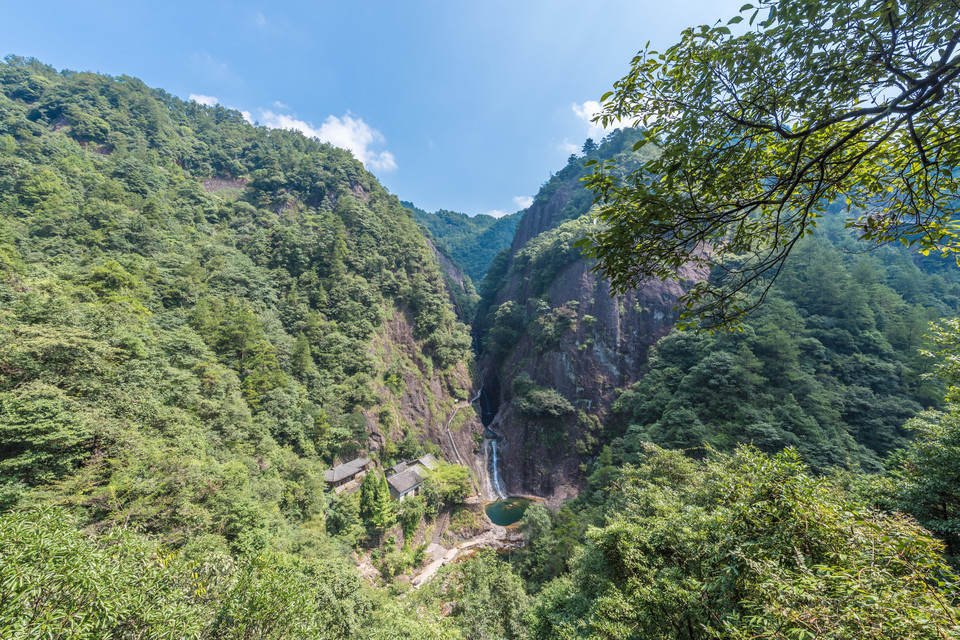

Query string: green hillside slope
0 51 473 567
404 201 522 284
3 55 960 640
476 129 960 499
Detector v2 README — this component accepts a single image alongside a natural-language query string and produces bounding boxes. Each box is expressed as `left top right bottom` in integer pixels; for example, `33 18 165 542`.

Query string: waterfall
489 438 507 500
472 332 508 500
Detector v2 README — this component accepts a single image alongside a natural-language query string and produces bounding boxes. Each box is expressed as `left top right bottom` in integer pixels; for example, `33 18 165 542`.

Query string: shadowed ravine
476 363 523 522
473 335 512 505
475 364 508 500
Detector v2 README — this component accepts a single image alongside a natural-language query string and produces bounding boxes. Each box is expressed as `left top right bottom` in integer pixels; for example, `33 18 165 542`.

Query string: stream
488 437 507 499
476 381 507 500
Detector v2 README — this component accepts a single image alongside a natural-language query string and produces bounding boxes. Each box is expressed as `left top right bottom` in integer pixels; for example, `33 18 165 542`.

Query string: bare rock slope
477 140 705 502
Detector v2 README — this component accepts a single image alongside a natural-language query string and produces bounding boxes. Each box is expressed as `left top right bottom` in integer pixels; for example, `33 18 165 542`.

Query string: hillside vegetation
405 201 522 285
476 129 960 497
0 57 485 637
3 55 960 640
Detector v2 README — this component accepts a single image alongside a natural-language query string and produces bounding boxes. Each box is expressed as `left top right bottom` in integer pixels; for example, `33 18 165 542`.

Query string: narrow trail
441 369 486 499
442 400 472 469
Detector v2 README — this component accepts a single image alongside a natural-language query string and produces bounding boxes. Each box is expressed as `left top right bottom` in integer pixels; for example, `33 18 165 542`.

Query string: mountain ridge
0 57 486 539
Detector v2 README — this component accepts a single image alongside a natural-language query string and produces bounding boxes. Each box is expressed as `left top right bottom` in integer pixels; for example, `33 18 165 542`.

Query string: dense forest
3 50 960 640
610 226 959 471
0 56 485 638
472 128 960 634
471 127 960 504
404 201 522 285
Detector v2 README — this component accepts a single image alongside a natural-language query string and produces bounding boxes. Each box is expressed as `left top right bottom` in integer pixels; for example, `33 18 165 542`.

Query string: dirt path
430 508 452 544
443 401 472 469
411 523 512 589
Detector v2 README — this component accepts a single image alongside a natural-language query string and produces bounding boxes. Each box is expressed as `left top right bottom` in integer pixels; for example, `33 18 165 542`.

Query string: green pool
485 498 532 526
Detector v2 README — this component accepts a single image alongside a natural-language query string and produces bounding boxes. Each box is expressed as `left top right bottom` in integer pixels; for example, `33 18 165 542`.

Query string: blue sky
2 0 743 216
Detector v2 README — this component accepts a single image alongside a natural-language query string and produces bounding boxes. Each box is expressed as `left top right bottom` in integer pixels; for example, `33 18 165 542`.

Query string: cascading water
488 435 507 500
474 365 529 524
472 333 519 513
471 331 508 501
477 385 507 500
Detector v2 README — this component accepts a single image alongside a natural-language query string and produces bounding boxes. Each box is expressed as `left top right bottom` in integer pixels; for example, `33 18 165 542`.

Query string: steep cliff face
476 131 705 502
507 183 575 252
367 312 485 484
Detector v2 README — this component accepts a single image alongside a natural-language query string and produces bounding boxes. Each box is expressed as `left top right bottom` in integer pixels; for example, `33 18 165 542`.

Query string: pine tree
291 333 314 379
359 471 395 533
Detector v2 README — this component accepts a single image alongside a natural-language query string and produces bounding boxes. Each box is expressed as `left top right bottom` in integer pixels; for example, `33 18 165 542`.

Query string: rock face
477 156 705 504
366 313 485 484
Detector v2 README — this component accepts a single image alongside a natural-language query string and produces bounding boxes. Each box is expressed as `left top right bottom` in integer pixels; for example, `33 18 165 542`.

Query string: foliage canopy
581 0 960 327
532 445 960 639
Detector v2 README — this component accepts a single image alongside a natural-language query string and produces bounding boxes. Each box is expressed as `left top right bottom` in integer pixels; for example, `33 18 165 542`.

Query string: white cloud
572 100 642 137
558 139 579 154
255 11 267 27
240 110 254 124
484 209 509 218
572 100 602 125
512 195 533 209
258 109 397 172
190 94 219 107
272 100 289 110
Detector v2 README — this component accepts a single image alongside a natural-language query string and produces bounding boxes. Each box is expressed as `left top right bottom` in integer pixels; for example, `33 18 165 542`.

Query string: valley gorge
3 48 960 639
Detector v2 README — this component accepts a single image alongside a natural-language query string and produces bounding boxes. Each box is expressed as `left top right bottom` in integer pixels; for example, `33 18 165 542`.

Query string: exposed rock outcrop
476 140 706 502
366 313 484 480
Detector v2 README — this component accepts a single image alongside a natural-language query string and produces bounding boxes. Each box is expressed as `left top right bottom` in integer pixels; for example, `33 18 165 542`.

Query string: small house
385 460 410 477
387 466 424 501
416 454 438 471
323 457 373 491
385 454 440 501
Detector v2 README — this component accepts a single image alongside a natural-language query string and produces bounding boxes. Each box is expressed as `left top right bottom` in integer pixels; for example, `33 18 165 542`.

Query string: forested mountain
476 128 960 499
3 53 960 640
608 228 960 471
475 130 693 499
405 201 522 284
456 127 960 638
0 57 490 637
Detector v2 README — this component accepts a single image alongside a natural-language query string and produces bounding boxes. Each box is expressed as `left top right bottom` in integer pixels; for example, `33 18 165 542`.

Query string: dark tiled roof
324 457 371 483
387 467 423 496
386 461 409 476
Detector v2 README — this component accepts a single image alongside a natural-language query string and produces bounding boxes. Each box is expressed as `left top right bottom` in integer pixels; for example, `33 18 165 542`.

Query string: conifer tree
359 471 395 533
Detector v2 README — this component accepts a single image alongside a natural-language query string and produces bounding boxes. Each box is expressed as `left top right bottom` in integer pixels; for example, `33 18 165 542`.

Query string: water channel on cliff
476 363 530 524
